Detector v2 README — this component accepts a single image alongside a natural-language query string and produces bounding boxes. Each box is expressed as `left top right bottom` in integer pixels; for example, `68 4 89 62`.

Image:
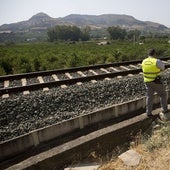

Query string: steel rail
0 56 170 81
1 57 170 96
0 60 141 81
0 68 141 95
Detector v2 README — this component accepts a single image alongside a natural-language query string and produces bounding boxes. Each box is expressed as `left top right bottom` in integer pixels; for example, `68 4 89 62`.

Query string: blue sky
1 0 170 27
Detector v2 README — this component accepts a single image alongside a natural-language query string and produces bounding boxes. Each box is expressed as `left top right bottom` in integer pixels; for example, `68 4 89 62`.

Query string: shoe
158 112 170 121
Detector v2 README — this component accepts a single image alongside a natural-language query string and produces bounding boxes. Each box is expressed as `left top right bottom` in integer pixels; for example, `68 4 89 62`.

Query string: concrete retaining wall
0 90 168 162
4 113 154 170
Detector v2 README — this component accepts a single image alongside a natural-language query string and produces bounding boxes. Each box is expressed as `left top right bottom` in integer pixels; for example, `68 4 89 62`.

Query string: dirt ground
99 145 170 170
99 122 170 170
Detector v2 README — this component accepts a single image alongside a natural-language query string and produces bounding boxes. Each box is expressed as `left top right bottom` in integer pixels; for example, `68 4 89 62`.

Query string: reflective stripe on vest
141 57 160 82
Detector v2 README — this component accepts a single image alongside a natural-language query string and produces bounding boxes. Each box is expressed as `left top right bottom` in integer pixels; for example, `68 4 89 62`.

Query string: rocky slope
0 12 169 33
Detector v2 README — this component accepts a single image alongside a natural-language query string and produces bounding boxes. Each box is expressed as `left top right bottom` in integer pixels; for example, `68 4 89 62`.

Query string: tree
107 26 127 40
127 29 141 43
47 28 55 42
47 25 89 42
81 26 91 41
0 59 13 74
66 53 80 67
33 58 41 71
13 56 31 73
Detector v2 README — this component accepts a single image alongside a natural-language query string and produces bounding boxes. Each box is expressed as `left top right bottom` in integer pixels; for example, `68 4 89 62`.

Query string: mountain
0 13 66 32
62 14 169 32
0 12 169 33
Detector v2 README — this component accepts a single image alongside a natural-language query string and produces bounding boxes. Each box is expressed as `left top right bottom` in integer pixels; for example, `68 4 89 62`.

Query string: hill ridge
0 12 169 33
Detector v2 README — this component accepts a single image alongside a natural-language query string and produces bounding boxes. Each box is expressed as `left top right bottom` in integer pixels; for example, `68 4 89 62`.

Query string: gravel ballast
1 71 170 142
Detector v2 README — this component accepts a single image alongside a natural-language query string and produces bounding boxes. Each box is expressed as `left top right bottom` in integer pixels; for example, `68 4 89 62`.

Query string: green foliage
107 26 141 41
47 25 90 42
0 31 48 43
145 122 170 151
127 29 141 41
107 26 127 40
0 57 13 75
0 66 6 75
0 40 170 75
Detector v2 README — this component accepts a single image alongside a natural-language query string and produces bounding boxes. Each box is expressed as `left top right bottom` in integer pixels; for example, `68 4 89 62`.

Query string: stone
118 149 141 166
159 112 170 121
64 163 100 170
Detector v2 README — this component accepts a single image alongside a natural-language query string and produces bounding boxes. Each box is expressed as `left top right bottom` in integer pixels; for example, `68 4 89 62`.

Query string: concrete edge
5 113 153 170
0 89 169 162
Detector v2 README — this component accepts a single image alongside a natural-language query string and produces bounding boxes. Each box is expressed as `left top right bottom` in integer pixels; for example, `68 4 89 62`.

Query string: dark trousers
145 81 168 115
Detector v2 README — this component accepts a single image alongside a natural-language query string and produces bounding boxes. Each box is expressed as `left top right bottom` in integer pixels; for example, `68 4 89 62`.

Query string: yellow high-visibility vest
141 57 160 82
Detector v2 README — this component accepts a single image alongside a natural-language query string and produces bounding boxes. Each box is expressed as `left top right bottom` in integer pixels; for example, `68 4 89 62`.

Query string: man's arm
157 59 165 70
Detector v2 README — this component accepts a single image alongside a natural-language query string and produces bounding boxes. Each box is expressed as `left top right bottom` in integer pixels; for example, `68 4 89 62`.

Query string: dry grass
98 121 170 170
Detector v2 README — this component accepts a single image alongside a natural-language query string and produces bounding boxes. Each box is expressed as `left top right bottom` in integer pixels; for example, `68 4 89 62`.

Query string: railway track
1 58 170 169
1 57 170 97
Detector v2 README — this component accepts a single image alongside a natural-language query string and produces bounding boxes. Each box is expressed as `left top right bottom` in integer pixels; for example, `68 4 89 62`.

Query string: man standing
141 49 169 120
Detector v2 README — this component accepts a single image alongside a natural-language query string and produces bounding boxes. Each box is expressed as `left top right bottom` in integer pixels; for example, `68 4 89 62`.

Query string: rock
159 112 170 121
64 163 100 170
118 149 141 166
